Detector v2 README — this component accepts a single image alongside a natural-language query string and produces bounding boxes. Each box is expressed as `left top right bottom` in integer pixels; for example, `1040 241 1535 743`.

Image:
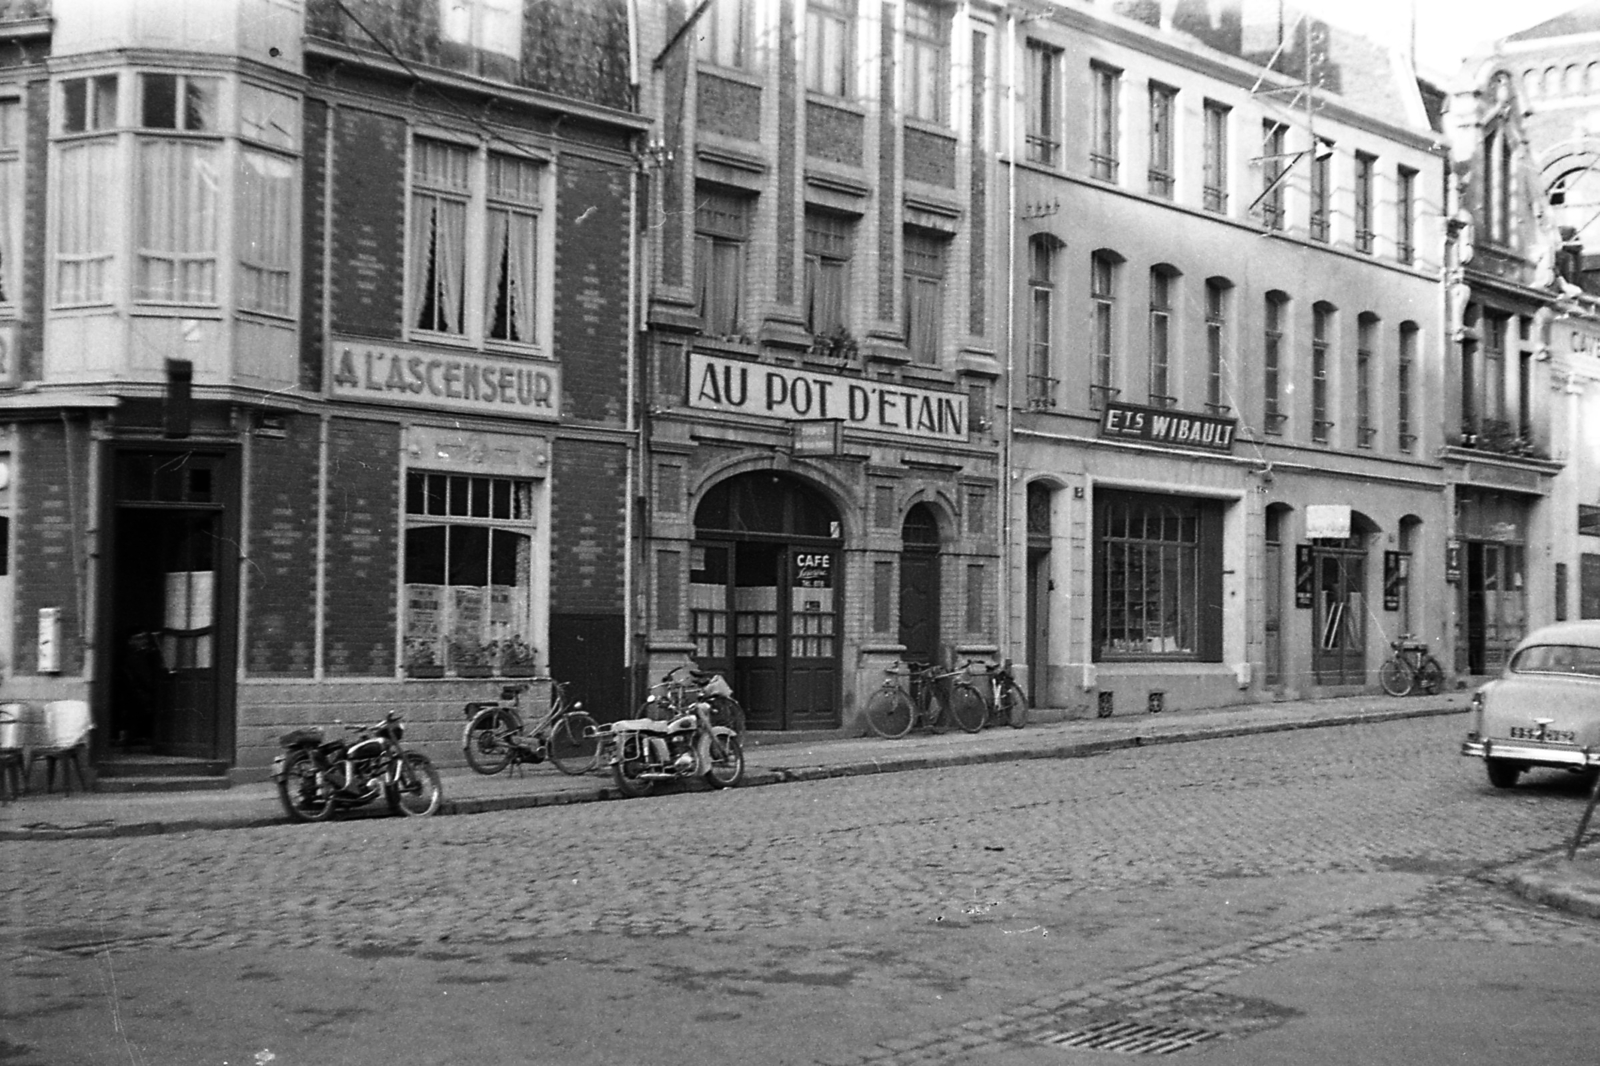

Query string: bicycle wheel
276 749 335 823
947 681 988 734
865 685 915 739
708 695 747 737
1418 657 1446 696
462 707 518 775
998 679 1030 728
1378 656 1413 697
387 751 442 817
547 711 601 775
704 729 745 788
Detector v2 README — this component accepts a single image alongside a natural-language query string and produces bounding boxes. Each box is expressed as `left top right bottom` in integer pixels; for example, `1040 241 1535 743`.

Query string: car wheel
1486 758 1522 789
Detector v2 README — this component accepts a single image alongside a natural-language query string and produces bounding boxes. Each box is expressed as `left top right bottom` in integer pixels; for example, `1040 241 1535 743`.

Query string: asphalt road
3 714 1599 1065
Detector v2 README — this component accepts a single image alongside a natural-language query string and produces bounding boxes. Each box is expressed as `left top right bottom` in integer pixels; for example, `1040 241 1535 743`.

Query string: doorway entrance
1461 540 1526 675
1311 544 1366 686
690 472 842 731
899 504 941 666
106 450 236 759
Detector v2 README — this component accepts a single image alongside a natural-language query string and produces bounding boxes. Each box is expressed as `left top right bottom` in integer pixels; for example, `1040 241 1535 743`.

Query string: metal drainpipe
1000 12 1018 664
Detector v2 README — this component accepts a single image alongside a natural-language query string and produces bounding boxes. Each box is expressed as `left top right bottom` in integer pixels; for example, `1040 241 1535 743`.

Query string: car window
1510 644 1600 677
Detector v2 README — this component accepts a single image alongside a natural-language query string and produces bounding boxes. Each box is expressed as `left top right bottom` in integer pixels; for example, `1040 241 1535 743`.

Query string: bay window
52 70 302 316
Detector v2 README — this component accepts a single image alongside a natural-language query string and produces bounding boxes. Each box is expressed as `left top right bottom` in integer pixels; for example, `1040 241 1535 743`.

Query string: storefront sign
1446 539 1462 584
326 334 562 422
1098 401 1237 452
1294 545 1314 608
1306 504 1352 540
792 419 843 456
687 352 967 443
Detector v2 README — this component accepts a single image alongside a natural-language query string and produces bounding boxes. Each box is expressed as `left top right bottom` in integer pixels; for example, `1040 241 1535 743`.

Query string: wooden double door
690 539 840 731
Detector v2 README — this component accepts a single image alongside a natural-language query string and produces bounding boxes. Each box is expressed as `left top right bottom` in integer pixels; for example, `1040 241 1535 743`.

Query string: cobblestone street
6 714 1600 1064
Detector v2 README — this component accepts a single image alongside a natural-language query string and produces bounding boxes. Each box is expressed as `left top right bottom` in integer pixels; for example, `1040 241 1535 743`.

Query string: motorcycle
603 674 745 797
272 710 443 822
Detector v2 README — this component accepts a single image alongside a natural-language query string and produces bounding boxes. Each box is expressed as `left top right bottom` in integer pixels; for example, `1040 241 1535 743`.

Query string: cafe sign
687 352 967 443
327 334 561 422
1098 401 1237 453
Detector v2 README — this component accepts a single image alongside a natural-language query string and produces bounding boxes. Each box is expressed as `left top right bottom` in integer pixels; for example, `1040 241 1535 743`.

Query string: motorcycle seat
610 717 672 733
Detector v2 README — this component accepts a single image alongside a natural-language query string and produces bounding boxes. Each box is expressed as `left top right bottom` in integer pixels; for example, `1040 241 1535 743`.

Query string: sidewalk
3 689 1596 919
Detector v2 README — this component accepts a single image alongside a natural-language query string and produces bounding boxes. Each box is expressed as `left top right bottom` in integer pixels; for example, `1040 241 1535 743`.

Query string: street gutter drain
1039 1020 1221 1054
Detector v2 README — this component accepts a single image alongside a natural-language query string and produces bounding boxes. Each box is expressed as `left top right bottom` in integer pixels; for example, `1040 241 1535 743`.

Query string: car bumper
1462 738 1600 767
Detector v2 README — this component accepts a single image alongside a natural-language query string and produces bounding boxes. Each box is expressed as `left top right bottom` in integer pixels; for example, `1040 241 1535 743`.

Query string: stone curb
1507 859 1600 920
0 703 1463 841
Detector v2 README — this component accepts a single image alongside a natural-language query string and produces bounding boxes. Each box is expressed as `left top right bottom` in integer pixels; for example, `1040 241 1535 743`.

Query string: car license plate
1509 725 1577 744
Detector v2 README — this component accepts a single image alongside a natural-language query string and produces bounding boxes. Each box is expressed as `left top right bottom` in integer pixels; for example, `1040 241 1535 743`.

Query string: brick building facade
0 0 643 778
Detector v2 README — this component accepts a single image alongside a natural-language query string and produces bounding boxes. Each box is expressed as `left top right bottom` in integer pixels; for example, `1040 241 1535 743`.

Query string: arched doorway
691 472 843 731
1310 511 1378 686
899 503 942 665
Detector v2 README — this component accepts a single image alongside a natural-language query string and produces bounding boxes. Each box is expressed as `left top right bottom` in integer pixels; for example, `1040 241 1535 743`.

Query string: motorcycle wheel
704 730 745 788
547 711 601 775
277 749 336 823
611 742 656 797
386 752 443 817
462 708 517 775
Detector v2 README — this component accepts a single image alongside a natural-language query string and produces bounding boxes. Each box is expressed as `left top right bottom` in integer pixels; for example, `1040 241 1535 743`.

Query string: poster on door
792 551 834 614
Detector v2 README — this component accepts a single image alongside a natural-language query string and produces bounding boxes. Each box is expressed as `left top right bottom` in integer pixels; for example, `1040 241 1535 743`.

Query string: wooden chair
0 702 25 801
26 700 92 795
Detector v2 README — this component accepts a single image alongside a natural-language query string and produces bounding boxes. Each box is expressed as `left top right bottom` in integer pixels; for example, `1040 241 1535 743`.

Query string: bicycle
461 677 601 776
864 662 988 738
959 659 1030 729
641 665 747 737
1378 636 1445 697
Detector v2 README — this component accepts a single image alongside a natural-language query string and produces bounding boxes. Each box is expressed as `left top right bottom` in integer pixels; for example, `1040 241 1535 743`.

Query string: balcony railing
1090 153 1119 182
1203 185 1226 213
1264 410 1288 435
1026 374 1060 410
1148 169 1173 198
1089 383 1120 411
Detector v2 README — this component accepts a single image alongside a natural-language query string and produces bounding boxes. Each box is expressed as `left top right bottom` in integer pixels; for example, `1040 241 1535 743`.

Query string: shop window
402 471 537 676
695 186 751 338
1093 492 1222 662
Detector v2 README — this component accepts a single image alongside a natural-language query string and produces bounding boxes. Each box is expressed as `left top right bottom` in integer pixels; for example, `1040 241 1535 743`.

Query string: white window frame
0 95 24 311
696 0 756 71
904 0 948 125
406 132 552 354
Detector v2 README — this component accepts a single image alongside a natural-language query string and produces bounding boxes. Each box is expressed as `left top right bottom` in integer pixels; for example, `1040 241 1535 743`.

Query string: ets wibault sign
1098 401 1237 453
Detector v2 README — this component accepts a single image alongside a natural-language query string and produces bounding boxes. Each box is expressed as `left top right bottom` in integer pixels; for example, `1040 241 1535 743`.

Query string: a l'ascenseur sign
1098 400 1237 453
327 335 561 422
687 352 967 443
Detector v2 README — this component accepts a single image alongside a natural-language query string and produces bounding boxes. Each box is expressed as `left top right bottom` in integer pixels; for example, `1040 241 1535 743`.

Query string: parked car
1462 621 1600 789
